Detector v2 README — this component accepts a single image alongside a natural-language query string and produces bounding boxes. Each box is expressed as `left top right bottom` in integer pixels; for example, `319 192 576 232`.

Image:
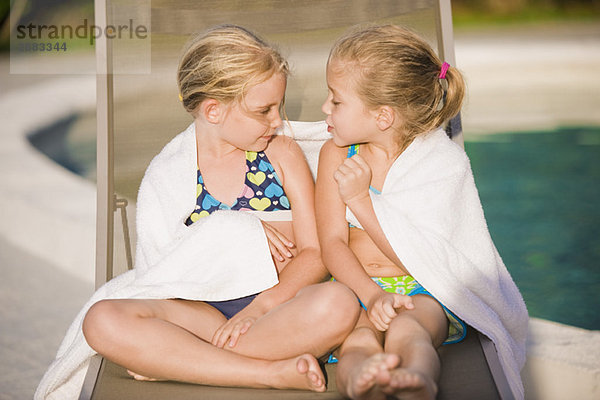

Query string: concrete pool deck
0 21 599 399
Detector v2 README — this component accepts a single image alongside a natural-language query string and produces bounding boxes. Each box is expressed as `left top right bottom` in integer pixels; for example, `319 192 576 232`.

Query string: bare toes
346 353 401 400
384 368 437 400
296 354 326 392
127 370 160 382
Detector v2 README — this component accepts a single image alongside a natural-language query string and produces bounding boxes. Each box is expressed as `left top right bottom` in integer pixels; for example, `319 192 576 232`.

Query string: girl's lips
327 125 334 133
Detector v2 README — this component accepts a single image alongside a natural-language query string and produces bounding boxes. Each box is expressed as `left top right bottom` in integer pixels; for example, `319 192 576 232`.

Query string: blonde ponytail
329 25 465 146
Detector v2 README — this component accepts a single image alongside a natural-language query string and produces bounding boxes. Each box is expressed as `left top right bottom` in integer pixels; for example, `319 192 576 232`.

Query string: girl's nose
270 110 283 129
321 96 331 115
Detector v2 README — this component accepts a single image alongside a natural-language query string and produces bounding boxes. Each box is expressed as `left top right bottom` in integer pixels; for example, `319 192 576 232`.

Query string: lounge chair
80 325 511 399
87 1 513 398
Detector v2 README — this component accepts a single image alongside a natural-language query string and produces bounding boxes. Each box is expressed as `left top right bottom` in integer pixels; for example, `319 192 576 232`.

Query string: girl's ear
375 105 395 131
199 99 223 123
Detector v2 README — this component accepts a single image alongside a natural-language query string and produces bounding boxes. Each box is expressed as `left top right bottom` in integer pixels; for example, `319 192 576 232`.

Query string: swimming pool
29 122 600 330
465 127 600 330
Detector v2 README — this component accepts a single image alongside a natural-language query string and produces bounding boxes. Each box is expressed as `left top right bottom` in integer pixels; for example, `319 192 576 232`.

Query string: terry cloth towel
352 128 528 400
280 120 331 179
35 122 279 400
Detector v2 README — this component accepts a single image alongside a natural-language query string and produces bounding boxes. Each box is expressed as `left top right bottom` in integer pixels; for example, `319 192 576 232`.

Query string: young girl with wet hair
81 25 360 392
317 25 527 399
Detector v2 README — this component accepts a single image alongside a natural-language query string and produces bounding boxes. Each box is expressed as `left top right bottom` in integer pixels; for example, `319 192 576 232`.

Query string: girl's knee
83 300 131 349
320 281 359 309
390 299 448 346
387 313 440 346
340 326 381 354
300 282 360 328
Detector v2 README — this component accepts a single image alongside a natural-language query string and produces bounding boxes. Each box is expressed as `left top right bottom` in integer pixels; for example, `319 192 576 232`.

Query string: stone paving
0 238 92 400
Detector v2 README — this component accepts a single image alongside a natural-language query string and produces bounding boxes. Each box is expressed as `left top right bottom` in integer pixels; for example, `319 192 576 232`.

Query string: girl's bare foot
346 353 401 400
127 354 326 391
270 354 326 392
126 369 163 382
381 368 437 400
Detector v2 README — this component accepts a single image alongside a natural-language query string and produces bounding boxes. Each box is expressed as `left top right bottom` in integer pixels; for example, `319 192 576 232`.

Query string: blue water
465 127 600 330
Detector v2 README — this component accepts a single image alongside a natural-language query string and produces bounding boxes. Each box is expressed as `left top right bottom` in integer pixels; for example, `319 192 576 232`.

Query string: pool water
465 127 600 330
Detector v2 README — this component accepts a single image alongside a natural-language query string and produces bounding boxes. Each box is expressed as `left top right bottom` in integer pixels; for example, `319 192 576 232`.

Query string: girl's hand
333 155 372 205
211 304 263 348
261 221 295 262
365 291 415 331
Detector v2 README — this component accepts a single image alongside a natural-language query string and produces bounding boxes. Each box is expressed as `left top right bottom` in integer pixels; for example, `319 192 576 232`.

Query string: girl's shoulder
319 138 347 161
315 139 348 175
425 129 471 173
395 129 471 185
264 134 304 161
264 134 312 185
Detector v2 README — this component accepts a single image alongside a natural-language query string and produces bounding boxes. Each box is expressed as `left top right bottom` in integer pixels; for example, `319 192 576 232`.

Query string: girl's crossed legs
336 294 449 400
82 281 359 392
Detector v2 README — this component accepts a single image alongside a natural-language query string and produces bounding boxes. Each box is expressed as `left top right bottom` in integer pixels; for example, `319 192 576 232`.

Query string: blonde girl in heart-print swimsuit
82 24 360 392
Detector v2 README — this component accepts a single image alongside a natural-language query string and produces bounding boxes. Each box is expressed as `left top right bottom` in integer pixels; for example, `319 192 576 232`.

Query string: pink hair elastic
439 62 450 79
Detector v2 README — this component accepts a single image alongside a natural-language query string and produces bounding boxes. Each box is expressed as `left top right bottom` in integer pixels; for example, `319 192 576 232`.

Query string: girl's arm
321 148 414 331
261 220 295 262
256 135 328 307
212 135 326 348
335 154 404 268
315 140 382 306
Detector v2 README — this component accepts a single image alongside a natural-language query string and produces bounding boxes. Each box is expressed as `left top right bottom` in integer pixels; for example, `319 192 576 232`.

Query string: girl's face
321 60 378 147
221 73 286 152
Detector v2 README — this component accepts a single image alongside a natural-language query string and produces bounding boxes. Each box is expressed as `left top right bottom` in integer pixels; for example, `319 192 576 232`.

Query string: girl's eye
332 100 340 106
261 107 271 114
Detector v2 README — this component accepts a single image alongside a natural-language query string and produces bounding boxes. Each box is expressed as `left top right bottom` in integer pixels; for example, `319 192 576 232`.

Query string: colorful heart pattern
185 150 291 226
201 193 220 210
258 159 274 172
264 182 283 198
240 185 254 199
246 151 258 162
249 197 271 211
247 171 266 186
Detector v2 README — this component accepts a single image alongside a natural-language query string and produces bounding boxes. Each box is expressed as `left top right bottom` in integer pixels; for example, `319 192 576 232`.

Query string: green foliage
452 0 600 27
0 0 9 18
0 0 94 52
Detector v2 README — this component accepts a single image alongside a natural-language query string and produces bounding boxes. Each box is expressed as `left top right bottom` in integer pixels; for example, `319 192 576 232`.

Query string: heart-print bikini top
185 150 290 225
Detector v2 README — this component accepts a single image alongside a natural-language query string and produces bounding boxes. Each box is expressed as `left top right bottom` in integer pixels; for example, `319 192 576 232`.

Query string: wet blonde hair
178 24 289 115
329 24 465 147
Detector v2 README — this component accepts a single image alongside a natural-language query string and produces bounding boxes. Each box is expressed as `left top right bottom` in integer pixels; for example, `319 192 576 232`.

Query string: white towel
130 122 280 299
133 120 328 272
362 128 528 399
280 120 331 179
35 123 280 400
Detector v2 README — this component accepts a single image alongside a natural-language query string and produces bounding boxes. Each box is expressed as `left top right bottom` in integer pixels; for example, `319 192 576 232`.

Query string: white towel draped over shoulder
133 122 278 294
280 120 331 179
365 128 528 399
35 123 279 400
